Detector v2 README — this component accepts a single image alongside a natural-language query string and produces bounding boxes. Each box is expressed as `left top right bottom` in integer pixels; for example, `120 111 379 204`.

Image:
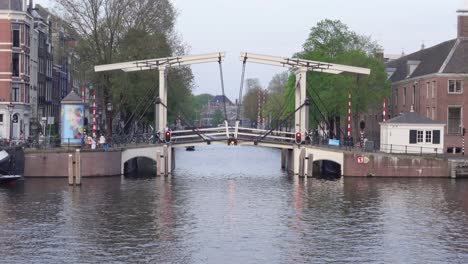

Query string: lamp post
7 103 14 146
106 102 113 143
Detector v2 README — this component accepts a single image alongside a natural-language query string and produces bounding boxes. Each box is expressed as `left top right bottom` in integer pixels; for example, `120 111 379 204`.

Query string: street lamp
106 102 113 143
7 103 14 145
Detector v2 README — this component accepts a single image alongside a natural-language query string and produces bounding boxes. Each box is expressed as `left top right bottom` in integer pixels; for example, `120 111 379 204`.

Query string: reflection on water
0 145 467 263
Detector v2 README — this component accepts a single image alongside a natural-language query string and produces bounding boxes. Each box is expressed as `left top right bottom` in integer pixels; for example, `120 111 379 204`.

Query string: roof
61 91 83 103
210 95 233 105
442 39 468 73
384 112 445 125
385 39 457 83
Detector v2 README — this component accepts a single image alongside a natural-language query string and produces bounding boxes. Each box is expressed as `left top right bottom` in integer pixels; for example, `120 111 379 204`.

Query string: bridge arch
305 148 344 176
121 147 163 174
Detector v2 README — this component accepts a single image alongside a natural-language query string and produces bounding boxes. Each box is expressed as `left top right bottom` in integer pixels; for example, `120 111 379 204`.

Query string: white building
380 111 445 155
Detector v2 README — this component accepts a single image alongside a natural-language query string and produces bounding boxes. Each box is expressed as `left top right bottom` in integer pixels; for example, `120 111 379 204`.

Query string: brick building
386 3 468 154
0 0 33 140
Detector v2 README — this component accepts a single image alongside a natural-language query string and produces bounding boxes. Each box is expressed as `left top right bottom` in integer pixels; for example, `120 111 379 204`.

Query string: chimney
457 0 468 38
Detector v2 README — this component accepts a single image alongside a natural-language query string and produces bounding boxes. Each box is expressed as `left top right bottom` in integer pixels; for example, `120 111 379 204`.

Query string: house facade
380 111 445 154
0 0 33 140
386 4 468 154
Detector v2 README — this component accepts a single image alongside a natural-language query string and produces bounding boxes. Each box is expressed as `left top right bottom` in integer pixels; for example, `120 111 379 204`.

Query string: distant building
200 95 242 127
386 3 468 154
32 4 54 134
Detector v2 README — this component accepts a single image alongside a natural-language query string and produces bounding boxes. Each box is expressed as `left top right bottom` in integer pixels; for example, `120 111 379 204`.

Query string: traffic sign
357 156 370 164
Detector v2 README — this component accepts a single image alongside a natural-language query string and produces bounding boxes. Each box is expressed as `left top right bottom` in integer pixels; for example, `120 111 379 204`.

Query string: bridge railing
237 127 295 144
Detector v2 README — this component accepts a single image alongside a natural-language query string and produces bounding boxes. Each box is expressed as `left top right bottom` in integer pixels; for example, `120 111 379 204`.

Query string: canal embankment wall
343 152 451 177
24 149 121 177
22 147 465 178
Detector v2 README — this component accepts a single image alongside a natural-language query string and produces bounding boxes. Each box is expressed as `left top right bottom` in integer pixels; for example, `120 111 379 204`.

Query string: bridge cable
307 89 345 139
218 55 228 122
119 83 158 135
236 56 248 121
255 101 308 144
164 75 212 143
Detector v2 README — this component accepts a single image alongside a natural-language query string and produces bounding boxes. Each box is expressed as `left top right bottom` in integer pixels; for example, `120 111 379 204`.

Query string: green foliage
283 19 390 125
211 109 224 126
242 79 263 122
54 0 194 131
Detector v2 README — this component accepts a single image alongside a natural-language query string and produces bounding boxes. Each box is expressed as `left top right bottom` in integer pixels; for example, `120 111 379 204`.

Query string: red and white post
92 90 97 138
347 91 352 138
383 98 387 122
257 89 262 129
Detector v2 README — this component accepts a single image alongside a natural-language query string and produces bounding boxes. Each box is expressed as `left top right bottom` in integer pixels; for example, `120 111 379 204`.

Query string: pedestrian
99 134 106 148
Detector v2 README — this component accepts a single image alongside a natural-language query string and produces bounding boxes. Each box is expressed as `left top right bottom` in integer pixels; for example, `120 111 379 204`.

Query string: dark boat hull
0 175 22 185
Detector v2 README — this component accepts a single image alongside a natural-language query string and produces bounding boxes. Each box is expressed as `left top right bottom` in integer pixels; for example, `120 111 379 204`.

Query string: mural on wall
61 104 84 144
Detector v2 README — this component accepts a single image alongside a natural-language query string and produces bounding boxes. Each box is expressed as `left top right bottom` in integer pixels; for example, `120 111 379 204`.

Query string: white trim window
448 80 462 94
425 131 432 143
448 106 462 134
432 81 436 98
417 130 424 143
426 82 430 98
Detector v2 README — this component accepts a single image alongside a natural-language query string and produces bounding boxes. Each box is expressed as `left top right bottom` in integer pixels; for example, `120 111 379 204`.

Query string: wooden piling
75 149 81 185
68 154 74 185
164 145 168 176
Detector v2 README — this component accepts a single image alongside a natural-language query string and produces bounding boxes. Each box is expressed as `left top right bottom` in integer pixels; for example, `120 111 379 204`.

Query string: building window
395 88 398 106
12 53 20 77
432 81 436 98
426 82 430 98
426 107 430 118
403 87 406 106
432 107 436 120
12 24 20 48
412 85 416 106
12 83 20 102
448 80 462 94
25 25 30 47
448 107 462 134
417 130 424 143
0 114 3 123
425 131 432 143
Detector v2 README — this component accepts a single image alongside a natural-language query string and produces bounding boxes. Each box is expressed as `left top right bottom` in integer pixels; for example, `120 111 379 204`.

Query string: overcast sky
36 0 464 100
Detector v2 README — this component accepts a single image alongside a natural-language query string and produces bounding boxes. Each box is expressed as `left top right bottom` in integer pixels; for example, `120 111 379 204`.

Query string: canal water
0 145 467 263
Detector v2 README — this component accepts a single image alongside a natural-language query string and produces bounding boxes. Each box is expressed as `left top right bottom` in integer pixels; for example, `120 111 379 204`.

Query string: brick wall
343 152 450 177
458 15 468 38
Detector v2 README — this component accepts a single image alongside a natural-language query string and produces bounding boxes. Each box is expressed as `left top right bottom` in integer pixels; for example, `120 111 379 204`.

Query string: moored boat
0 149 23 185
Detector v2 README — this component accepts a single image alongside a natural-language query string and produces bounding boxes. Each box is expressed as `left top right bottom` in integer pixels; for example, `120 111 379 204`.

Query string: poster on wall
61 104 84 144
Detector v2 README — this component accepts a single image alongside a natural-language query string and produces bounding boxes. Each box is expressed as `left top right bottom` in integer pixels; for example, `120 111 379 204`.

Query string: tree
211 109 224 126
242 78 263 124
284 19 390 139
263 72 289 128
302 19 380 58
53 0 193 135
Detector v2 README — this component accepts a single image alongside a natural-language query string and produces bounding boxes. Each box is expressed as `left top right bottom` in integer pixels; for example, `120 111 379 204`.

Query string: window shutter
433 130 440 144
409 130 417 144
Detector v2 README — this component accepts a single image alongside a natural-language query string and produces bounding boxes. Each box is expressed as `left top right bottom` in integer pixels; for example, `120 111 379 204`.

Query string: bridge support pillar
156 151 161 177
281 149 287 169
306 154 313 178
295 67 309 137
293 145 301 176
156 66 167 135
